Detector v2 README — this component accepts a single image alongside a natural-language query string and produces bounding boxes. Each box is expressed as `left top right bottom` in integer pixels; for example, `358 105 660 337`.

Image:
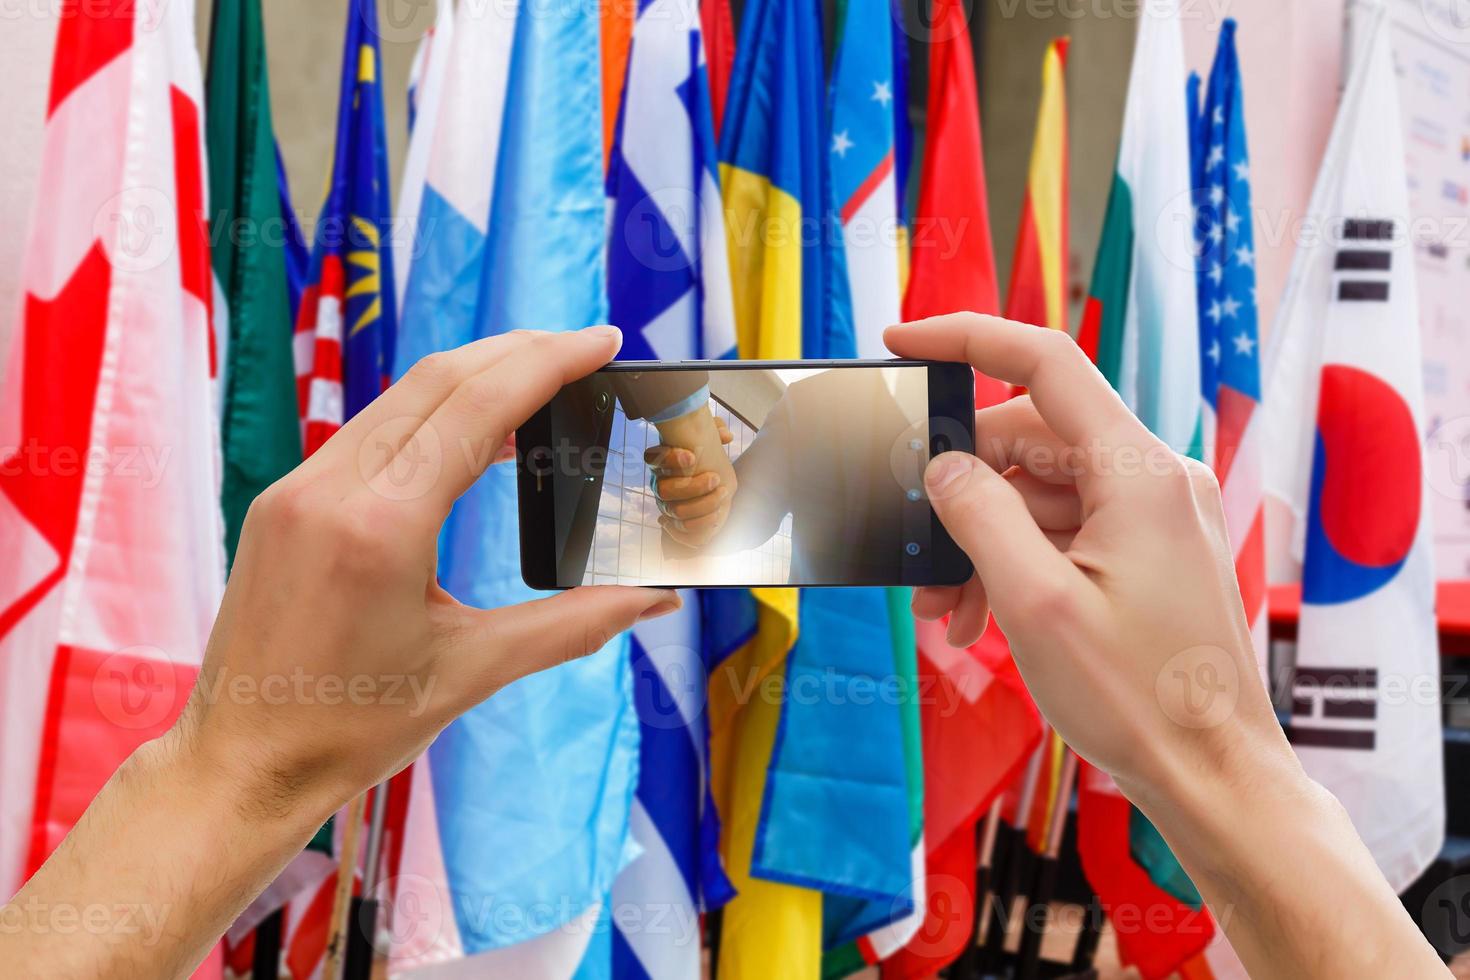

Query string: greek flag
604 0 738 974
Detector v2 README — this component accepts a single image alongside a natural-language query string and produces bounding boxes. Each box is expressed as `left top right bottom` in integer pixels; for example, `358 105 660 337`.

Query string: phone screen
519 362 974 589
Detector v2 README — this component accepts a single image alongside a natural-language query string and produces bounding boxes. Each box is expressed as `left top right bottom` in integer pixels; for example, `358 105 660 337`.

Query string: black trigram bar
1289 664 1377 750
1291 694 1377 719
1286 726 1376 750
1343 218 1394 240
1337 280 1390 302
1293 666 1378 686
1334 250 1392 271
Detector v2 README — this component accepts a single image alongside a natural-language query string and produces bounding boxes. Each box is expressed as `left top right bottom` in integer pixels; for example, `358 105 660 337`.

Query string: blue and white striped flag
604 0 738 974
388 2 640 976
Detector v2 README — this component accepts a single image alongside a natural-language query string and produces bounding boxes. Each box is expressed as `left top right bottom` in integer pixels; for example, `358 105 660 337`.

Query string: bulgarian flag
0 6 225 980
1077 2 1201 455
1005 37 1069 331
1074 4 1216 976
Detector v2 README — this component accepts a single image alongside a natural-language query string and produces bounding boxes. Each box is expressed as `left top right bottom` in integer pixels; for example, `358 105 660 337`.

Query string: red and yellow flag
1004 37 1069 331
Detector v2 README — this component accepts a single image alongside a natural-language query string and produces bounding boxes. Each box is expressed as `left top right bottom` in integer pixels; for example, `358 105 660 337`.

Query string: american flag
1191 19 1267 675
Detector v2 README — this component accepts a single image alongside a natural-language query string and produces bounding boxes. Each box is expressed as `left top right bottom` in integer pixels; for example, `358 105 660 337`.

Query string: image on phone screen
520 363 973 589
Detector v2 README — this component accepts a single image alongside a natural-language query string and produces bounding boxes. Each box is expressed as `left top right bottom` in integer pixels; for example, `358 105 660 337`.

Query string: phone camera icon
905 542 922 557
596 391 612 414
931 434 952 456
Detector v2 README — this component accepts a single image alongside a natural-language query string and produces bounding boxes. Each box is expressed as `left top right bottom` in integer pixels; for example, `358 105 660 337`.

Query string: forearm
1125 735 1449 979
0 722 340 980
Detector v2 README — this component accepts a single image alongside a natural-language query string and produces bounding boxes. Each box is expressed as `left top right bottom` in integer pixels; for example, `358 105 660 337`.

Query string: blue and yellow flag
709 0 832 974
296 0 397 454
709 0 914 975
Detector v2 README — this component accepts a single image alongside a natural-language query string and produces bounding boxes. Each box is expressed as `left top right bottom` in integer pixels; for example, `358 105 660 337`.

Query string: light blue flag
393 0 639 967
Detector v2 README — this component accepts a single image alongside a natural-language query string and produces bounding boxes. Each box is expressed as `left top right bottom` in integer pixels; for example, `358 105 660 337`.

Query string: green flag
206 0 302 568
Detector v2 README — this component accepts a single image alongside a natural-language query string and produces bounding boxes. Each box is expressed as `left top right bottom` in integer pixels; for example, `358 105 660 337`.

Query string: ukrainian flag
708 0 899 975
708 0 836 973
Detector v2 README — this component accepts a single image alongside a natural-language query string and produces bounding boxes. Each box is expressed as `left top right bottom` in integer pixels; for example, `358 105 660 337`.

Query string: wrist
1116 721 1328 903
144 713 343 849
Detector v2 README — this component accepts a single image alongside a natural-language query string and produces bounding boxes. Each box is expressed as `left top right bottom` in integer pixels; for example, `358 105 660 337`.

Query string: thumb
448 587 682 708
925 452 1084 627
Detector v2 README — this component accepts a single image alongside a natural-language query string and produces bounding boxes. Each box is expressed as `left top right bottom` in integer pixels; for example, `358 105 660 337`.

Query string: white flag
1114 0 1200 454
1262 3 1444 891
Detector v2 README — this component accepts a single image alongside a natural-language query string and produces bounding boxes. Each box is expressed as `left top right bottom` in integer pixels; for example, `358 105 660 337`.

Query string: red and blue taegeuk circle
1302 365 1421 604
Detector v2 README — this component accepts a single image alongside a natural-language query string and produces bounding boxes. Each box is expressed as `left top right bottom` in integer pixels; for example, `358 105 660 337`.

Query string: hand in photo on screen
640 368 926 583
0 327 682 980
645 413 737 547
887 314 1451 980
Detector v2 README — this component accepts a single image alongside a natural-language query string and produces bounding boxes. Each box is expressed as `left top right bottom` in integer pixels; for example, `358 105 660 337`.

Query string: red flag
700 0 736 137
882 621 1042 978
1077 764 1214 976
1004 37 1069 332
901 0 1006 406
0 1 225 975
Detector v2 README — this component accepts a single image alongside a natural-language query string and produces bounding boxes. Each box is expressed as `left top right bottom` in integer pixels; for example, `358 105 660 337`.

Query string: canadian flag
0 0 225 936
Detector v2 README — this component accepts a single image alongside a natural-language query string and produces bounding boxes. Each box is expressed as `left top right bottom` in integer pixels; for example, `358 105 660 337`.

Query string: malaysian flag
293 0 398 455
1191 19 1267 675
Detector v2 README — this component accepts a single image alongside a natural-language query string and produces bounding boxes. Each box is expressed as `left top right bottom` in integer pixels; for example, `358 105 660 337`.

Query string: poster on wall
1358 0 1470 579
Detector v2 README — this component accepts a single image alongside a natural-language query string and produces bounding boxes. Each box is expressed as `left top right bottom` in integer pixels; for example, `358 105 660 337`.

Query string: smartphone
517 359 976 590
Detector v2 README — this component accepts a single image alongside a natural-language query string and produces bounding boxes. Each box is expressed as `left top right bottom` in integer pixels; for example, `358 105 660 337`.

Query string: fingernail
584 324 623 353
925 453 974 497
638 591 682 622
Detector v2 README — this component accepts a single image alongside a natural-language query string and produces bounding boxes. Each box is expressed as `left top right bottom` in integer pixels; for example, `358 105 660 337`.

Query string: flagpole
324 793 368 980
981 731 1048 966
1015 747 1078 980
953 797 1004 978
344 781 390 979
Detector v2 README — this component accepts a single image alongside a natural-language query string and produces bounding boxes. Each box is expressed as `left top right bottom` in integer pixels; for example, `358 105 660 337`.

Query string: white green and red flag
1077 1 1200 455
0 0 225 961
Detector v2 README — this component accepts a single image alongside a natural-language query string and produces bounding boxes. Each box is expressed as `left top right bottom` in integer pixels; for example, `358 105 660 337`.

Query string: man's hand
192 325 680 814
886 313 1451 980
0 326 682 980
646 414 737 548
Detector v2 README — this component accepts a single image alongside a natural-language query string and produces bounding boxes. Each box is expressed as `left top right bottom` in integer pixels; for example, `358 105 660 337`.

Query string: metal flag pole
982 730 1049 966
324 793 368 980
344 780 391 979
1015 747 1078 980
953 797 1005 978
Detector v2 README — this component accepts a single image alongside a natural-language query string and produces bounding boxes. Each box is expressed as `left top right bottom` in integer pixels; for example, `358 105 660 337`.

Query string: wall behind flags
194 0 417 241
977 0 1346 339
0 0 1350 403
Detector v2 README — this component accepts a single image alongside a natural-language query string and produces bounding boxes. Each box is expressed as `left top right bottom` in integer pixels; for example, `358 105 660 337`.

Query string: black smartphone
517 359 976 590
